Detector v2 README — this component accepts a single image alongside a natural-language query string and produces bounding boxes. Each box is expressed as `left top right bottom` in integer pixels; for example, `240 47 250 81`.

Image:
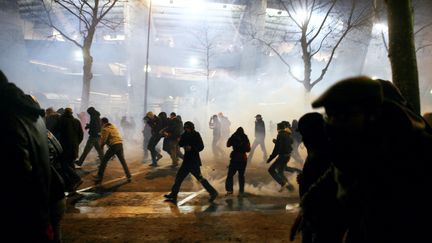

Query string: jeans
97 143 131 180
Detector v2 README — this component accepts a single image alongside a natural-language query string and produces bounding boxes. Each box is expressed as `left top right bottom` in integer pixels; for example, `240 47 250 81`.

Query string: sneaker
225 191 233 197
164 194 177 204
238 192 245 197
279 182 291 192
149 163 158 167
286 184 295 192
209 191 218 203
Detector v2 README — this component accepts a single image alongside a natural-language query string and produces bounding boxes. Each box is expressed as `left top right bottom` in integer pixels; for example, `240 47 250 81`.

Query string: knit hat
312 76 383 110
64 107 73 114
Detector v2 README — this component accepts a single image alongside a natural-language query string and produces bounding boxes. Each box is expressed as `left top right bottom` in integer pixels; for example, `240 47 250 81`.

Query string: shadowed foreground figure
290 113 345 243
302 76 431 243
165 121 218 204
0 71 52 242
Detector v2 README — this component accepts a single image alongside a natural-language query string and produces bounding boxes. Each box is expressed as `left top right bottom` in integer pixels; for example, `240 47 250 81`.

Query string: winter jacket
100 123 123 146
0 80 52 242
86 109 101 137
268 130 293 162
55 112 84 159
227 131 251 162
179 130 204 166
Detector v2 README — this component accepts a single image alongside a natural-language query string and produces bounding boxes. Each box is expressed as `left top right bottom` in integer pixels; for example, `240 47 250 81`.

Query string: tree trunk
386 0 420 113
80 47 93 111
300 30 312 92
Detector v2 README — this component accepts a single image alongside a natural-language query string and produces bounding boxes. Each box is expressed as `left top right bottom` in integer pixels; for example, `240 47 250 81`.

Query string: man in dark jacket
76 106 103 166
248 114 268 163
225 127 251 196
289 112 345 243
307 76 432 243
147 112 168 166
162 112 183 166
0 71 52 242
55 107 84 193
267 122 295 192
164 121 218 204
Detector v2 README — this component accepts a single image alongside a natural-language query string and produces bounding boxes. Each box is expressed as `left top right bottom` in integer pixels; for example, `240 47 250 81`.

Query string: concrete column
238 0 267 78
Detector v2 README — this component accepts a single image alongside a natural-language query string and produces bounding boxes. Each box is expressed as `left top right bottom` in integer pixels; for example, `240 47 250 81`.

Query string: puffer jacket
100 122 123 146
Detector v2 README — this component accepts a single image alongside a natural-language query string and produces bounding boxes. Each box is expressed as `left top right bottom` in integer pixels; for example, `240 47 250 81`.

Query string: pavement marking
76 164 172 193
177 176 227 206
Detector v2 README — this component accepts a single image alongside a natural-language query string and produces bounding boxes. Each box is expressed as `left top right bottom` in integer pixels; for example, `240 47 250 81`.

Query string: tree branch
97 0 120 23
41 0 83 48
307 0 336 45
53 0 91 28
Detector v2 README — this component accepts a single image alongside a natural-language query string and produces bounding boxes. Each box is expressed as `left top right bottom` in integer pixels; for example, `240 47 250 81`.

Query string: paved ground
62 143 303 242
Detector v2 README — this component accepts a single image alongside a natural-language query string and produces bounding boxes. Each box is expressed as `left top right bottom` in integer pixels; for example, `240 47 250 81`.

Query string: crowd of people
4 68 432 242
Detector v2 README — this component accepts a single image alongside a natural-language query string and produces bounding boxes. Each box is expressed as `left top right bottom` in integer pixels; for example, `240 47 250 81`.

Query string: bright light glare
74 50 83 61
373 23 388 33
293 9 308 23
291 66 303 78
189 57 199 66
187 0 206 11
143 65 151 72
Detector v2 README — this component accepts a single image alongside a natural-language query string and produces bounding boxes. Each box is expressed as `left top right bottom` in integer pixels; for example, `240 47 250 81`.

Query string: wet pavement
67 191 300 218
63 146 303 242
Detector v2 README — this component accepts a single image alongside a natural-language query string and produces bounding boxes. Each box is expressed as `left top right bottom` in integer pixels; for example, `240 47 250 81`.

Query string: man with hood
76 106 104 166
0 70 52 242
225 127 251 196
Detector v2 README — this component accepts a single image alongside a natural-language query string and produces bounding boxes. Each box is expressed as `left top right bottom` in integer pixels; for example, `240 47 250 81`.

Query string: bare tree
247 0 372 92
190 24 219 106
41 0 121 110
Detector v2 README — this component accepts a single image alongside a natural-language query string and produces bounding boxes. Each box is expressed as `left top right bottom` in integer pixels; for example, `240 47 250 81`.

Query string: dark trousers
60 155 81 192
97 143 131 179
268 154 290 186
225 160 247 193
148 134 162 164
77 136 103 164
249 138 268 161
170 162 217 197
